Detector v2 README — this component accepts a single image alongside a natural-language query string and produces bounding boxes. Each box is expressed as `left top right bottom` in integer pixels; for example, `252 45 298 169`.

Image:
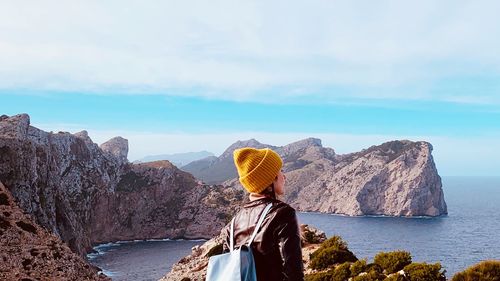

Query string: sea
87 176 500 280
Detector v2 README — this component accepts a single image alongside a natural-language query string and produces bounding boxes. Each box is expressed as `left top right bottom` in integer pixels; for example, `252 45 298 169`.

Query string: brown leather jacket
222 198 304 281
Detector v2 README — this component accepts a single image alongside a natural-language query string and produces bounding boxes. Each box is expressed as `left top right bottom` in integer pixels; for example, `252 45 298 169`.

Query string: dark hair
260 183 276 199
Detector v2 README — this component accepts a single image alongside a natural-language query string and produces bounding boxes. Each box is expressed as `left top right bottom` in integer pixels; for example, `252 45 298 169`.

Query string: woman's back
223 198 304 281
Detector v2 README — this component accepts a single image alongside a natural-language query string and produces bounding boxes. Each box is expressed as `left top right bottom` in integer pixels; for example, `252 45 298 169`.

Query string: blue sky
1 1 500 176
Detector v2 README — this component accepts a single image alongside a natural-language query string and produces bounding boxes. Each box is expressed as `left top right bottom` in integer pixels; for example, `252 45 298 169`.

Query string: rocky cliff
0 114 243 256
285 140 447 216
0 181 109 280
195 138 447 216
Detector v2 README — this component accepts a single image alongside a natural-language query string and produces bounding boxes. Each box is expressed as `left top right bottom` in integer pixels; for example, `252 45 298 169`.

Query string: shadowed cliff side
90 160 243 244
0 181 110 280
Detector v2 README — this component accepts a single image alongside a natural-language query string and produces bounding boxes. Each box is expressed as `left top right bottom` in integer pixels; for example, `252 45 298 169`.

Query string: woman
222 147 304 281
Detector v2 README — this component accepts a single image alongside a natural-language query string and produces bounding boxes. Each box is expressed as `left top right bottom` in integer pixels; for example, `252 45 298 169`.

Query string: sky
1 1 500 176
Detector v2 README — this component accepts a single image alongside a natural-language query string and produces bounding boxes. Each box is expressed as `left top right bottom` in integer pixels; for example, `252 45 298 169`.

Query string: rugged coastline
0 113 450 279
0 113 242 257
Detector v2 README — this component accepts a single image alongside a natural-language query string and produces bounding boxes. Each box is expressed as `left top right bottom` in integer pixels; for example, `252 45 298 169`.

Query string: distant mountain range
136 151 214 167
181 139 272 184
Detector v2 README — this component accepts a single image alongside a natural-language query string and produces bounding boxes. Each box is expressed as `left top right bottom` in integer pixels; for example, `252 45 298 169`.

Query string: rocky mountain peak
0 113 30 139
74 130 89 138
349 140 429 163
74 130 93 144
292 137 322 147
100 136 129 163
279 137 325 156
219 138 271 159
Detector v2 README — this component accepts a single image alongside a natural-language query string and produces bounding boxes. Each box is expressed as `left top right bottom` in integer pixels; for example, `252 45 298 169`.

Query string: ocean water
298 176 500 276
87 239 202 281
87 176 500 280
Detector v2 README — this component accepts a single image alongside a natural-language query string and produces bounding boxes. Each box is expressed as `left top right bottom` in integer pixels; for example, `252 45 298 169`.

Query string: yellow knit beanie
233 147 283 194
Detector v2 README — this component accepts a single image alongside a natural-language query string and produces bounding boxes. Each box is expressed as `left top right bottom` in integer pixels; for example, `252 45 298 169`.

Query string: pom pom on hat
233 147 283 194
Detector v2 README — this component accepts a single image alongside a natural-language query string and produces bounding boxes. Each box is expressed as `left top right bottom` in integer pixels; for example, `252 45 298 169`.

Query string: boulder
100 136 129 164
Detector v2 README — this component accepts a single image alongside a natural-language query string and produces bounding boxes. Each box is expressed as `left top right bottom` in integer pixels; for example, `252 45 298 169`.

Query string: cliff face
0 114 243 256
90 161 243 244
286 140 447 216
0 114 123 255
0 181 110 280
211 138 447 217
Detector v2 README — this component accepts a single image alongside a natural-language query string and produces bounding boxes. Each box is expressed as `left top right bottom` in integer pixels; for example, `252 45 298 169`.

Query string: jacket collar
244 197 276 208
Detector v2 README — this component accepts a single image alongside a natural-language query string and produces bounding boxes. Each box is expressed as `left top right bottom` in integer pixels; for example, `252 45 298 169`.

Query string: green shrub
384 273 408 281
305 263 351 281
351 271 386 281
366 263 384 274
374 251 412 274
309 236 358 270
351 259 368 277
305 269 336 281
403 262 446 281
309 247 358 270
315 236 350 252
333 263 352 281
451 260 500 281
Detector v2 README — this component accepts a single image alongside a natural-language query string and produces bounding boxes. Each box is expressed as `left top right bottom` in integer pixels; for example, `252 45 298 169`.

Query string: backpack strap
229 217 236 252
229 203 273 252
247 203 273 247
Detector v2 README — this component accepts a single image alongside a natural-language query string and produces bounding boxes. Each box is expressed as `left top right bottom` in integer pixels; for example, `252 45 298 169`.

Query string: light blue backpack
206 203 273 281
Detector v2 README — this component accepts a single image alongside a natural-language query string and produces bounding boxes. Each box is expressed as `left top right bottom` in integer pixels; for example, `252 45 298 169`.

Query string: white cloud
2 1 500 103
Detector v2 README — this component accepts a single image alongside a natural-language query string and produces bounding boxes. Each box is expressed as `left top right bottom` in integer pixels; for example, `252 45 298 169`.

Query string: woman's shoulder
270 200 297 221
270 199 295 213
244 198 295 213
241 198 296 222
252 198 297 221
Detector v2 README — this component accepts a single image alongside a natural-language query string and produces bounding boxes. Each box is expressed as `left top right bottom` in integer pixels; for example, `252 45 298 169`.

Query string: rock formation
99 136 129 164
0 114 243 257
191 138 447 217
90 160 243 244
0 181 109 280
160 224 327 281
286 140 447 216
